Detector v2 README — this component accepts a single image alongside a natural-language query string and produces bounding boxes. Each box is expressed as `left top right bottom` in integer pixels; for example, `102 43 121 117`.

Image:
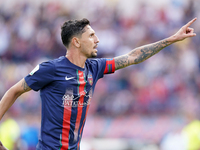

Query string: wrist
166 35 178 44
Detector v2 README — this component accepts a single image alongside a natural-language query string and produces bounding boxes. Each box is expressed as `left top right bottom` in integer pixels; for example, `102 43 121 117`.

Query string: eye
90 33 94 37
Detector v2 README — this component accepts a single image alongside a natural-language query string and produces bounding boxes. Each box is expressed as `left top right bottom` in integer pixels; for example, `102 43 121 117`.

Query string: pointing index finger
186 17 197 27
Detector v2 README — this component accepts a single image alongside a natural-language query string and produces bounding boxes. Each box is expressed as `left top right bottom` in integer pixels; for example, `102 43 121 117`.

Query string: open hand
173 18 197 41
0 141 8 150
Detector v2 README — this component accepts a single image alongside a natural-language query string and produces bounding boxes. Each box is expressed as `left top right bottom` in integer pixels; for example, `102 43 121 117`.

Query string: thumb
186 32 196 37
185 27 196 37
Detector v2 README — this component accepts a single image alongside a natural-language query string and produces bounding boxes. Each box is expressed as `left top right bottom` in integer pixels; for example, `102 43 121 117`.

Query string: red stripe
104 58 115 74
74 71 86 142
77 104 90 149
61 105 72 149
104 61 108 74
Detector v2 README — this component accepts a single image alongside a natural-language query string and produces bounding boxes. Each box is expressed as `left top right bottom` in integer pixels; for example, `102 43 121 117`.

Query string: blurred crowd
1 0 200 149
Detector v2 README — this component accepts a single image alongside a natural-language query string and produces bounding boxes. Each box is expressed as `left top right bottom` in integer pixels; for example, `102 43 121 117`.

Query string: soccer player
0 18 197 150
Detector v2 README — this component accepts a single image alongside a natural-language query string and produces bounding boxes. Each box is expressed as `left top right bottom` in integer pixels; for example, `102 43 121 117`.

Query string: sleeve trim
104 58 115 74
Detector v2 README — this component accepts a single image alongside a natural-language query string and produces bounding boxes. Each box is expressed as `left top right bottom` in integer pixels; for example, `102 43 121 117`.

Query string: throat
66 55 86 68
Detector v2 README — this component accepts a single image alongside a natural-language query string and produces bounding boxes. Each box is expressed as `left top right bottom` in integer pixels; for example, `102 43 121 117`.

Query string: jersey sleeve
89 58 115 81
24 61 56 91
103 58 115 74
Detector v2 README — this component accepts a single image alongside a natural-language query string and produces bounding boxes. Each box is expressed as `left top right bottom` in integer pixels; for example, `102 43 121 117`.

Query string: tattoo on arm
129 39 170 64
21 80 31 92
115 55 129 70
115 39 171 70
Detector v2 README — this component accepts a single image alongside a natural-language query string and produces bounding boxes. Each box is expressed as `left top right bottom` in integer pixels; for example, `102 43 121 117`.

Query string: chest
50 69 94 96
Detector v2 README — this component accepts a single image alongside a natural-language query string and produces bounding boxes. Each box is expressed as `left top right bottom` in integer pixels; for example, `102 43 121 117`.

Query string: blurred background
0 0 200 149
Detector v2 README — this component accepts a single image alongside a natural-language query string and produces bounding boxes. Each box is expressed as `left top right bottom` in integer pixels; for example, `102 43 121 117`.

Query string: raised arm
0 78 31 121
114 18 197 70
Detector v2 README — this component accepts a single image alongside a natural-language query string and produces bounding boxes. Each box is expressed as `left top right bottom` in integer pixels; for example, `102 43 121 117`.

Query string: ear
72 37 81 48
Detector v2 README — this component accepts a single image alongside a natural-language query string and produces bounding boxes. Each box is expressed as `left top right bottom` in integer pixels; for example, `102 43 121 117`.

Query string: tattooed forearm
129 39 171 64
114 39 172 70
115 55 129 70
21 80 31 92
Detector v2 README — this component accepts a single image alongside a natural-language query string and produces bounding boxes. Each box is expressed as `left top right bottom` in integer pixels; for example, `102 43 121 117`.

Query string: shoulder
85 58 108 74
50 56 66 64
86 58 106 66
40 56 66 68
36 57 66 73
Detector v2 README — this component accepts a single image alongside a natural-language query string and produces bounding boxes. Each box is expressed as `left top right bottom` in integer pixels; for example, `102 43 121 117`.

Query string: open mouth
93 44 98 49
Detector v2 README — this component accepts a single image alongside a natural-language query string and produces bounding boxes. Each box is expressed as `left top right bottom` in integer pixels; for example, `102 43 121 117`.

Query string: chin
90 52 97 58
91 55 97 58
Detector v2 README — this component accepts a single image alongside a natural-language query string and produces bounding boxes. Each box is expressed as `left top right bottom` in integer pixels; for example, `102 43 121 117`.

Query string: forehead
83 25 95 34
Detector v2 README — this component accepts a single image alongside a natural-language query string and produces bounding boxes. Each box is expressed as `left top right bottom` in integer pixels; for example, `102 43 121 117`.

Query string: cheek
86 42 93 49
81 39 94 49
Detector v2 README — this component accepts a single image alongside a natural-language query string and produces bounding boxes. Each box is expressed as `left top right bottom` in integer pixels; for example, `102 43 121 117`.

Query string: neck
65 50 87 68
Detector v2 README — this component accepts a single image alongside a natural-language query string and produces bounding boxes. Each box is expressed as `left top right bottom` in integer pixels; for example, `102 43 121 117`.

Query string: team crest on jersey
88 73 93 85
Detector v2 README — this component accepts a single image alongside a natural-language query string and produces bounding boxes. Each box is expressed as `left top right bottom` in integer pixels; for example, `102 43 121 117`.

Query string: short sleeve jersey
24 56 115 150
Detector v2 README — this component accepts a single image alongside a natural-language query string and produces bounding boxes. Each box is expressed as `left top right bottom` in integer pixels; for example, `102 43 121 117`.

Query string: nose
95 35 100 43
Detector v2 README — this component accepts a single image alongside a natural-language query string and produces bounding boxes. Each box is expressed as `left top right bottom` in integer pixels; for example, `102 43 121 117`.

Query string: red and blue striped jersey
24 56 115 150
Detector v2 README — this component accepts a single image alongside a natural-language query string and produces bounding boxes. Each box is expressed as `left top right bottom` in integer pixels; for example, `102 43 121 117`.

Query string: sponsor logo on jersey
65 76 75 80
62 94 91 107
62 89 92 107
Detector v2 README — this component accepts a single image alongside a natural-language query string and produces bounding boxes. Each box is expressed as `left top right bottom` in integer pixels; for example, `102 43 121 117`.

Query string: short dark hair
61 18 90 47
